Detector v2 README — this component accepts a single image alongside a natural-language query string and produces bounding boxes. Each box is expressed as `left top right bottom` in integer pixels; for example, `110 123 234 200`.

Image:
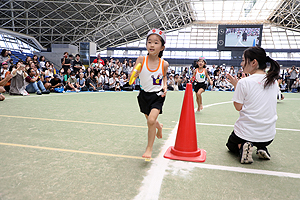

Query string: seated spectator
167 74 175 91
119 74 130 90
1 62 9 80
3 65 13 93
77 72 88 91
219 76 231 91
0 72 13 101
100 70 109 90
109 72 118 91
39 56 46 71
63 68 71 86
0 49 12 69
279 80 288 92
32 55 39 69
86 71 99 91
10 62 29 96
45 63 54 78
115 81 121 91
66 72 79 92
25 67 50 95
50 74 63 93
43 76 52 90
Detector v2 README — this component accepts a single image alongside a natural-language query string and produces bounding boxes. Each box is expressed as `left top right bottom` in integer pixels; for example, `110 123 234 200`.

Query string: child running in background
132 29 169 158
192 57 213 111
226 46 280 164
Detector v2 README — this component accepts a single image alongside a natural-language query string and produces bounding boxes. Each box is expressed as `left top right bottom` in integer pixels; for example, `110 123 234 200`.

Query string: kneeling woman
226 46 280 164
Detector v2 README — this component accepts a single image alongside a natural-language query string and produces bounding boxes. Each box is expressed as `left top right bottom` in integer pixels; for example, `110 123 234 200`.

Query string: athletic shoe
36 91 42 95
42 90 50 94
256 149 271 160
240 142 254 164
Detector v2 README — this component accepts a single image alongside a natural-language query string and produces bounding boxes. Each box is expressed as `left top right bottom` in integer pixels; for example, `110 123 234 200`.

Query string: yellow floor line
0 114 173 130
0 142 148 160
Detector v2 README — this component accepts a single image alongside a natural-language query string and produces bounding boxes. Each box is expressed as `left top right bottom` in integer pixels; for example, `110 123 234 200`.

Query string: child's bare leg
143 109 160 158
156 121 163 139
196 89 204 111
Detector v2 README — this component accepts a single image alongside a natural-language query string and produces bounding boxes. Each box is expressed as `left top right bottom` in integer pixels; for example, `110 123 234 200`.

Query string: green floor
0 91 299 199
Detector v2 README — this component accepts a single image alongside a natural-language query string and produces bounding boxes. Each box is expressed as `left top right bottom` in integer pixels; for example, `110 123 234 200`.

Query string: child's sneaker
240 142 254 164
256 149 271 160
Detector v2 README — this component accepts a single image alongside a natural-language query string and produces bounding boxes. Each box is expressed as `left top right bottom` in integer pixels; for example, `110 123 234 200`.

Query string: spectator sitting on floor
86 71 98 91
279 80 288 92
10 62 29 96
45 63 54 78
43 76 52 91
77 72 88 91
167 74 175 91
219 76 231 91
119 74 129 90
66 71 79 92
0 72 13 101
50 74 63 93
63 68 71 86
25 67 50 95
1 62 9 80
109 72 118 91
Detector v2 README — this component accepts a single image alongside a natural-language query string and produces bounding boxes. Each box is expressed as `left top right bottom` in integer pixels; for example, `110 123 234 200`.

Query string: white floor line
168 161 300 179
133 124 178 200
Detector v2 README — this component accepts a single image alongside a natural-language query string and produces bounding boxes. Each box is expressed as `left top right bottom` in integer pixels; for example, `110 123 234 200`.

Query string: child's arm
205 69 213 85
130 56 144 78
162 60 169 97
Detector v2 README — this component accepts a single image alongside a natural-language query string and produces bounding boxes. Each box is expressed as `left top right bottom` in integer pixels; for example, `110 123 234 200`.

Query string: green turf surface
0 91 299 199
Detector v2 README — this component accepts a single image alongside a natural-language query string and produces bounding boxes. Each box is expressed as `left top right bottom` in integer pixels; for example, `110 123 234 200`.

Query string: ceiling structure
0 0 299 51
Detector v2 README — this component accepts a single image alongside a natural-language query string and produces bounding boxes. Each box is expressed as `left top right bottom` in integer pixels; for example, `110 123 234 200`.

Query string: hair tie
266 56 272 62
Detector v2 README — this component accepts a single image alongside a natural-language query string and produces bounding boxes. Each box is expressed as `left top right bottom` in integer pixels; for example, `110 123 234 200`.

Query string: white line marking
168 161 300 179
133 124 178 200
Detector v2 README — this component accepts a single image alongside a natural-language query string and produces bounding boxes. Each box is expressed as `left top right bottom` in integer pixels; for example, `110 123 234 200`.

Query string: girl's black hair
243 46 280 88
146 34 165 58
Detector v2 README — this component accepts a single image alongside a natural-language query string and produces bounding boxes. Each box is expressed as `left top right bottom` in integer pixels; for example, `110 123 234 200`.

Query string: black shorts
193 81 207 93
137 89 165 115
226 131 273 154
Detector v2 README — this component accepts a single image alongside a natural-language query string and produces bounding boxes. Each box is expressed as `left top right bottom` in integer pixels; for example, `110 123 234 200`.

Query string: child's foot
142 147 153 158
196 108 201 112
156 123 163 139
200 104 203 110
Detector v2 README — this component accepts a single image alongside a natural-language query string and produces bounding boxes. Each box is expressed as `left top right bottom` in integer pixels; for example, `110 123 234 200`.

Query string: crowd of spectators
1 48 300 101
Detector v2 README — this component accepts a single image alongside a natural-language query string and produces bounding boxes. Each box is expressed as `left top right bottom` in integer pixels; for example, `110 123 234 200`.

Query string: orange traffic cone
164 83 206 162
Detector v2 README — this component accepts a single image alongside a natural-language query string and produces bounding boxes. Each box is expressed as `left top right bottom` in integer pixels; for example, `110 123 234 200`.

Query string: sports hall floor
0 90 300 199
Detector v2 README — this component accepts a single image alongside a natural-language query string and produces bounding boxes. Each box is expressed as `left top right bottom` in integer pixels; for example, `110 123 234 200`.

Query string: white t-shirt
233 74 278 142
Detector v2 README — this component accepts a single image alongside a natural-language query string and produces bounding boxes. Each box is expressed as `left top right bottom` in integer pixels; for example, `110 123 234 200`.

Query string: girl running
132 29 169 159
192 57 213 111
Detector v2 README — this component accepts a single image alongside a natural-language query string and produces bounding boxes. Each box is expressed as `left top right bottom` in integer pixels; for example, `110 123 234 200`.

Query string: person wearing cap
1 62 9 80
192 56 213 111
50 74 63 92
130 28 169 159
0 49 11 69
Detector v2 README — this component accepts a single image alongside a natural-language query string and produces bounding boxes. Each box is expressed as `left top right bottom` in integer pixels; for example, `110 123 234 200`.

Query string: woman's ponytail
264 56 280 88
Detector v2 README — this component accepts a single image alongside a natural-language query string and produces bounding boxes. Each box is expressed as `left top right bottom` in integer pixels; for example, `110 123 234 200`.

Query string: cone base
164 146 206 162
